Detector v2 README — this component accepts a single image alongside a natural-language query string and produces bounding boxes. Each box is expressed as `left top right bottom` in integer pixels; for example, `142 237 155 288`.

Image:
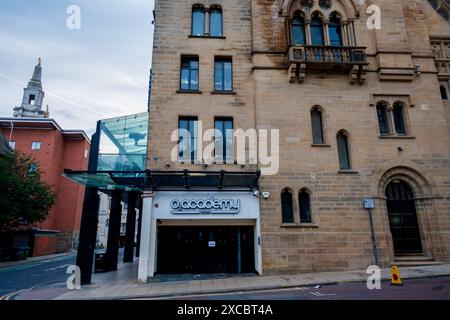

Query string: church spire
13 58 48 118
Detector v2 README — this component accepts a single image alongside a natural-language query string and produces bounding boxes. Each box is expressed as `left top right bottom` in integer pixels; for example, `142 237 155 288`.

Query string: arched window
192 5 205 36
376 102 389 136
281 189 294 223
210 6 223 37
440 85 448 100
337 131 351 170
292 14 306 45
329 13 342 47
393 102 406 135
299 189 312 223
311 107 324 144
310 13 324 46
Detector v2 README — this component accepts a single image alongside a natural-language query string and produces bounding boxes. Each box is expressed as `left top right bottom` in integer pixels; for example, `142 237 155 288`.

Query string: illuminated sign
170 198 240 215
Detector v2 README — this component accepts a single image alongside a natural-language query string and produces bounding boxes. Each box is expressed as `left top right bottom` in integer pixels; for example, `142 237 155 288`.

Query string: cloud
0 0 154 131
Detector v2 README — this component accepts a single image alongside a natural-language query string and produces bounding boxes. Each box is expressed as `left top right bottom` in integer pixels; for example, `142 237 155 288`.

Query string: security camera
261 192 270 199
253 191 260 197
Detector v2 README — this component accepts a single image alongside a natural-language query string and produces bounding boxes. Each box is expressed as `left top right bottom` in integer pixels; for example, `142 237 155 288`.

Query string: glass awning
63 170 261 192
98 112 148 172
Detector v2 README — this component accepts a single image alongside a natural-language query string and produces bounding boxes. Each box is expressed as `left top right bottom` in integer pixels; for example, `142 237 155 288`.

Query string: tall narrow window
192 6 205 36
310 14 324 46
311 107 324 144
337 131 351 170
329 13 342 46
281 189 294 223
214 57 233 92
292 15 306 45
376 103 389 136
178 117 198 163
299 190 312 223
215 118 233 164
440 85 448 100
210 6 223 37
393 102 406 135
180 56 199 91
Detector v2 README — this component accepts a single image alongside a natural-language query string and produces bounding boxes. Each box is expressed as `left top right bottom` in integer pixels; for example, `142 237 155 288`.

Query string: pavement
54 261 450 300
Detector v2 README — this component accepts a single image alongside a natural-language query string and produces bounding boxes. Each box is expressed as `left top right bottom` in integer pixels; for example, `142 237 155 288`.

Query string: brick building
133 0 450 280
0 60 90 256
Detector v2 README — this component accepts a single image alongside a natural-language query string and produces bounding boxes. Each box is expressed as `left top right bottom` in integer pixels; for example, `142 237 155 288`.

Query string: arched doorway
386 180 422 254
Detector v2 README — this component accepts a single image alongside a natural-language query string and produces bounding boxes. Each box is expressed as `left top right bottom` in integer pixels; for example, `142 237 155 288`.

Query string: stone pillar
135 198 143 258
104 190 122 271
123 192 138 263
137 191 155 283
305 19 311 45
342 22 349 46
324 20 330 46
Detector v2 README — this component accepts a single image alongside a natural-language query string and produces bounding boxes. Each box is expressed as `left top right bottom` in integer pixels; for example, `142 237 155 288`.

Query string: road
170 276 450 300
0 250 124 300
0 253 76 300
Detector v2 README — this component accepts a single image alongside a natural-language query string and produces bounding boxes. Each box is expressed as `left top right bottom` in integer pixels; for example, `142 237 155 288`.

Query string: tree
0 151 56 232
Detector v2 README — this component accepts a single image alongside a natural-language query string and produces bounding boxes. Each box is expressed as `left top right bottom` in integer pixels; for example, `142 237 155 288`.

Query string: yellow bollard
391 265 403 286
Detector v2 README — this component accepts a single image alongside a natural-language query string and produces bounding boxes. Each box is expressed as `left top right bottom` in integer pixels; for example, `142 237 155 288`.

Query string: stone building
136 0 450 280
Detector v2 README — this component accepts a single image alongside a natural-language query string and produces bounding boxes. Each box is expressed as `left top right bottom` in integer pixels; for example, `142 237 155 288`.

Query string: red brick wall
1 127 90 255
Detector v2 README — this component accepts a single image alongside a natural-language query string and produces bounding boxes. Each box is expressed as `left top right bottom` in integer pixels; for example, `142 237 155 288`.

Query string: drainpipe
9 121 14 143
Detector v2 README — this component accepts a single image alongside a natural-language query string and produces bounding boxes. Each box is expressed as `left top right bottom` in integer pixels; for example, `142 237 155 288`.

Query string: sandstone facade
148 0 450 274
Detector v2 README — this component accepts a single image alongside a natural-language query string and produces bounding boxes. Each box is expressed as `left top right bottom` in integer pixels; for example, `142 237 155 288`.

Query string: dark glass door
157 226 255 274
386 181 422 254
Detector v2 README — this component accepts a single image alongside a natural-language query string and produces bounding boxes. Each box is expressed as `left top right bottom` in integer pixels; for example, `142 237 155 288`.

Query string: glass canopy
98 112 148 172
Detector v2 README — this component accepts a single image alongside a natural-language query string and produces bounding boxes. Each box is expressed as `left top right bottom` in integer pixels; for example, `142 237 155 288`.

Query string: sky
0 0 155 136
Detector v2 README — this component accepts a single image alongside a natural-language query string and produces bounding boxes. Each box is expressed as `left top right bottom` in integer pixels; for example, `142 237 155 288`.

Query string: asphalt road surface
0 250 125 300
0 253 77 300
169 276 450 300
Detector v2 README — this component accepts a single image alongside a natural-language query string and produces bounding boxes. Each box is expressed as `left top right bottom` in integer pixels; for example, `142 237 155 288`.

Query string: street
168 276 450 300
0 253 76 300
0 250 125 300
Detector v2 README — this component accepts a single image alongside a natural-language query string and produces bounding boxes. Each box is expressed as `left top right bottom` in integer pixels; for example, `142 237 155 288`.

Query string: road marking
0 287 33 300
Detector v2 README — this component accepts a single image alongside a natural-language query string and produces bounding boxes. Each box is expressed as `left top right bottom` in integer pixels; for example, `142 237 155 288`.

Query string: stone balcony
287 45 368 84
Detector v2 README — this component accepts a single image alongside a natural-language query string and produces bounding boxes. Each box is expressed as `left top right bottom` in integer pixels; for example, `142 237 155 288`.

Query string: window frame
191 5 205 36
311 107 325 145
392 102 407 135
292 14 306 46
440 84 448 100
178 116 198 163
209 6 223 37
299 189 312 224
337 131 351 170
376 102 390 136
179 56 200 92
328 12 343 47
281 189 294 224
214 117 234 164
214 57 233 92
310 13 325 46
31 141 42 150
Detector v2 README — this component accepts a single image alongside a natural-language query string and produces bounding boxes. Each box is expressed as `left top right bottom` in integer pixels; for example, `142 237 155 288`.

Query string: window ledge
211 91 237 95
280 223 319 228
338 170 359 174
189 35 226 39
177 90 202 94
311 144 331 147
378 135 415 139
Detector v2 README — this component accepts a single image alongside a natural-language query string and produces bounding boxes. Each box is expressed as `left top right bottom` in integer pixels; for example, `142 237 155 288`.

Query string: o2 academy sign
170 197 240 215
